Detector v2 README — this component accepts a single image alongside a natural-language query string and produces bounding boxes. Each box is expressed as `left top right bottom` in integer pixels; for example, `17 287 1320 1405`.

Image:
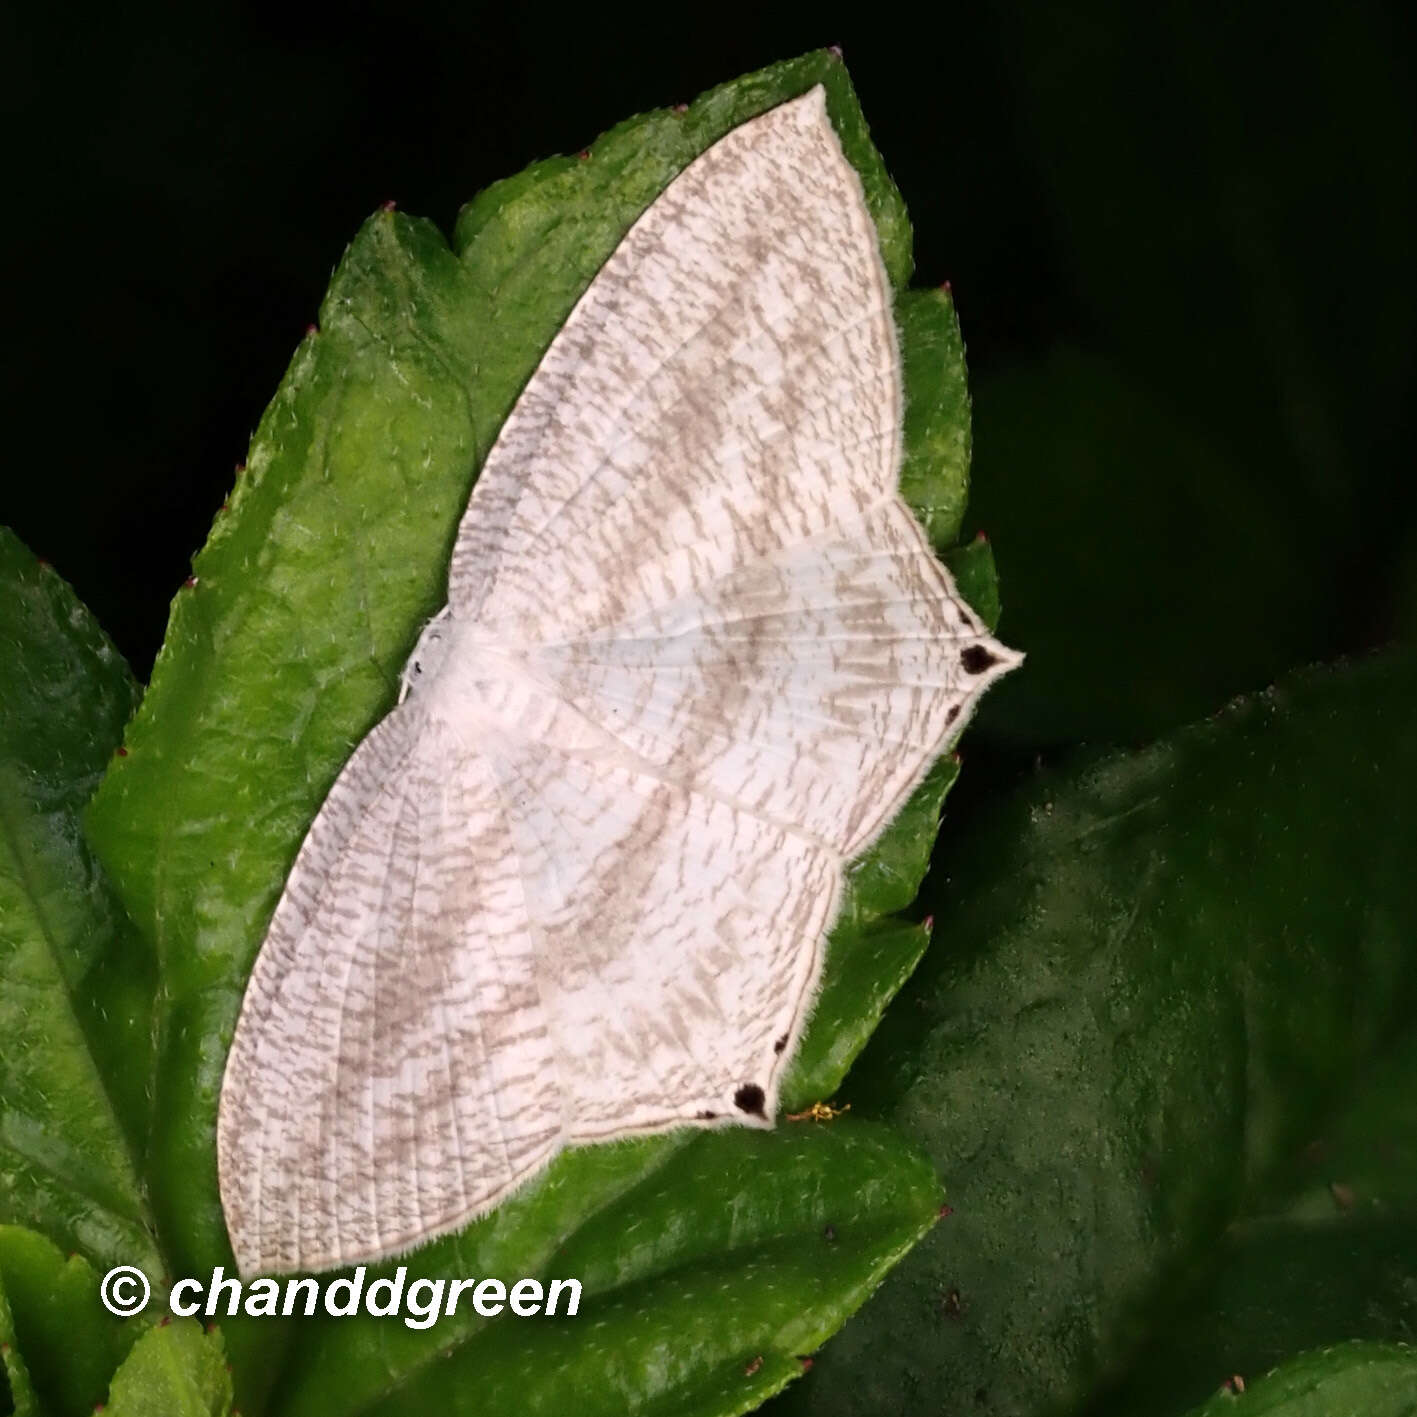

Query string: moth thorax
417 623 581 748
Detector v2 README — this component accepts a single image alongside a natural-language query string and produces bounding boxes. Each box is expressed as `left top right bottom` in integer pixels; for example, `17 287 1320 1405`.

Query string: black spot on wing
960 644 1001 675
734 1084 766 1117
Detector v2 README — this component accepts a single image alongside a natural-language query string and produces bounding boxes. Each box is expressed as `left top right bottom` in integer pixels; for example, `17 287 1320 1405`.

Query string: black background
6 3 1415 706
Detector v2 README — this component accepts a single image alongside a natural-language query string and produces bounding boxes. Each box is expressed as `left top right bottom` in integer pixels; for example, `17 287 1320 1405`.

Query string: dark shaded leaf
1182 1342 1417 1417
0 531 159 1279
1094 1026 1417 1417
781 650 1417 1416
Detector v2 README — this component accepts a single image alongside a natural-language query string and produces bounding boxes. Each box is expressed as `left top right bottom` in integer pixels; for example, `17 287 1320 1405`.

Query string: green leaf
966 350 1331 748
451 57 912 309
106 1319 231 1417
778 649 1417 1417
897 288 972 551
0 1255 40 1417
0 1226 143 1417
941 535 1002 634
0 532 160 1281
80 52 971 1413
1092 1026 1417 1417
270 1123 940 1417
1182 1343 1417 1417
780 761 967 1113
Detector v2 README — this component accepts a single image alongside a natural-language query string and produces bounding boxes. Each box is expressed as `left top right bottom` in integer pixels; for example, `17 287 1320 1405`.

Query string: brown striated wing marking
218 715 560 1275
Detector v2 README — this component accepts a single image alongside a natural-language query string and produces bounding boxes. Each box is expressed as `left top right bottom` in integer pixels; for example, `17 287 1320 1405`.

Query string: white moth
217 84 1020 1277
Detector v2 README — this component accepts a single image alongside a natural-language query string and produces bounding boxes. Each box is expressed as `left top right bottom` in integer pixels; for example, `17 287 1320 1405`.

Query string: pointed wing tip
981 641 1025 693
764 84 829 134
994 639 1026 672
965 630 1025 683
